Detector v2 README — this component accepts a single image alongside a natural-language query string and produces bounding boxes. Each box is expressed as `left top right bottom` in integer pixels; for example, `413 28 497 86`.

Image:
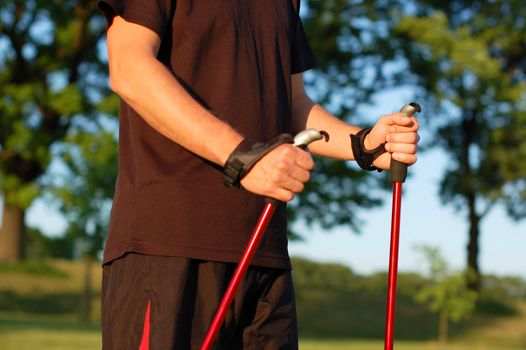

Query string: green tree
0 0 109 261
415 246 478 344
390 0 526 290
292 0 398 235
52 122 118 257
50 120 118 321
299 0 526 293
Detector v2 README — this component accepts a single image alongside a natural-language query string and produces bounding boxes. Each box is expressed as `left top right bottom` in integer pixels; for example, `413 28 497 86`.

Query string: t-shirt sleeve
290 1 317 74
97 0 172 37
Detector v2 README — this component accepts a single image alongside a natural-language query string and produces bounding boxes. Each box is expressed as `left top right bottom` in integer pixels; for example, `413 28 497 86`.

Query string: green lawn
0 312 100 350
1 316 523 350
300 339 525 350
1 259 525 349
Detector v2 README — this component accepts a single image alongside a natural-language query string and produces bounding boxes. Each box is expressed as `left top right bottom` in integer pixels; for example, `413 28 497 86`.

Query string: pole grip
389 103 421 183
265 129 328 205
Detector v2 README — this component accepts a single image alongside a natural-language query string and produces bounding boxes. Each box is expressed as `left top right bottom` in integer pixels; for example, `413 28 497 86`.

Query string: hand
365 112 420 169
240 144 315 202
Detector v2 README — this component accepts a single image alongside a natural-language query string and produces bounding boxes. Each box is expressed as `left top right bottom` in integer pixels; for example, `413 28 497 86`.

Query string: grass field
1 315 524 350
1 259 525 349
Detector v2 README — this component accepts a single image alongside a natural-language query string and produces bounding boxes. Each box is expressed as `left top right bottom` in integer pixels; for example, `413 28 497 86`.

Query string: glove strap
222 134 294 188
350 128 385 172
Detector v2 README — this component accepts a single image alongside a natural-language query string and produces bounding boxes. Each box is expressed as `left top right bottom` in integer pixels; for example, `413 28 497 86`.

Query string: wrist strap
222 134 294 188
350 128 385 172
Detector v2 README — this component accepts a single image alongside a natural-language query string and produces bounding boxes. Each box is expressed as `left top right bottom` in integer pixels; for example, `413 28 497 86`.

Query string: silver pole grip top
293 128 330 148
399 102 421 117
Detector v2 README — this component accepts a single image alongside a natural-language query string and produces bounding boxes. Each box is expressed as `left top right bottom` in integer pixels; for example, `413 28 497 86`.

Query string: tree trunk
438 309 448 344
0 204 25 262
466 192 481 292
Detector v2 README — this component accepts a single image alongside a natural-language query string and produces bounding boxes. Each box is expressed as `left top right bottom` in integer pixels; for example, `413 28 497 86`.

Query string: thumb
386 112 413 127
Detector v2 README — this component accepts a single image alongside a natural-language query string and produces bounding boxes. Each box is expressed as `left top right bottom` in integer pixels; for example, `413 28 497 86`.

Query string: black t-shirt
98 0 316 269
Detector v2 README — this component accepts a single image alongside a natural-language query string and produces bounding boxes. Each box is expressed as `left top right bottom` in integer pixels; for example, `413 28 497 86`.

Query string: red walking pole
201 129 329 350
384 103 421 350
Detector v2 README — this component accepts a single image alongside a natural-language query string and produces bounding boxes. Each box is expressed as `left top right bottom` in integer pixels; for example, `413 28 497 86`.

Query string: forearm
294 99 394 169
107 18 242 167
113 60 242 166
291 97 360 160
290 74 400 169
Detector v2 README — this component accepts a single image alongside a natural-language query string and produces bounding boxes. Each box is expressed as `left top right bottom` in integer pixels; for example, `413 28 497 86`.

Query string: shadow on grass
0 261 68 278
297 288 438 340
0 290 92 315
296 287 521 341
0 312 99 333
476 295 519 316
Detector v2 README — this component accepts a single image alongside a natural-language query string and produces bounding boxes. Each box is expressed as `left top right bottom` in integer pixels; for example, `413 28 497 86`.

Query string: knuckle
284 192 295 202
275 160 290 172
379 114 391 124
306 157 315 170
296 183 305 193
279 145 295 157
268 171 283 184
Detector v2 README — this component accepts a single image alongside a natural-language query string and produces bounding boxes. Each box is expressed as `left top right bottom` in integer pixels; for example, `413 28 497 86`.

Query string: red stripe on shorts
139 300 151 350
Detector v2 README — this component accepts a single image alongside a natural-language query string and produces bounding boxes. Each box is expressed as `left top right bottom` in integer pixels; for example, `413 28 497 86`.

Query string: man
98 0 419 349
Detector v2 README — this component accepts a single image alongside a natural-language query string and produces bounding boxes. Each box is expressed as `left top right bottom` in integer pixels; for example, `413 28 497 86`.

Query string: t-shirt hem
103 240 292 270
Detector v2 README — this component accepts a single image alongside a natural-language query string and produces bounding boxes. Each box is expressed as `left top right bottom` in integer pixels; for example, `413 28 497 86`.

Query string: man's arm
107 16 314 201
291 73 419 169
107 16 242 166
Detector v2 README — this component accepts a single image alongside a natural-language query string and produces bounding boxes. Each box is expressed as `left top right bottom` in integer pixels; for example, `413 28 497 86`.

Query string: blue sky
289 147 526 279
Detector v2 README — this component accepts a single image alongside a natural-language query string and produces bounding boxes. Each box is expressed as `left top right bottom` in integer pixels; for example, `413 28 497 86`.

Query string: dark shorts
101 253 298 350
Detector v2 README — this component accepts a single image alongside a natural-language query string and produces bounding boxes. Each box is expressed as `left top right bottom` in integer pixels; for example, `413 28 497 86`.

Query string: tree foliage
389 0 526 289
415 246 478 343
47 116 119 322
291 0 398 235
0 0 109 206
298 0 526 292
0 0 111 260
50 119 118 258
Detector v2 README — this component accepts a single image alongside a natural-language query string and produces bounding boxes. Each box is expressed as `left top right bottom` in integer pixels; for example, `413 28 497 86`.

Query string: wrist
350 128 386 172
363 133 374 151
363 129 382 151
219 136 244 167
222 134 294 188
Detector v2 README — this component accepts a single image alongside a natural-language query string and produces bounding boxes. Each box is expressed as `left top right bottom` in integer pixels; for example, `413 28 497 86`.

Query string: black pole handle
389 103 421 183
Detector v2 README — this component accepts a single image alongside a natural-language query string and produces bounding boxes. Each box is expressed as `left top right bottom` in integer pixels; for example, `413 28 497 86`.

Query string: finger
266 169 303 198
386 131 420 144
267 188 296 202
389 116 419 132
391 152 417 165
385 142 417 155
294 149 315 170
268 161 306 192
389 124 419 134
289 166 311 184
395 113 413 125
273 145 314 170
286 179 305 194
382 112 412 126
